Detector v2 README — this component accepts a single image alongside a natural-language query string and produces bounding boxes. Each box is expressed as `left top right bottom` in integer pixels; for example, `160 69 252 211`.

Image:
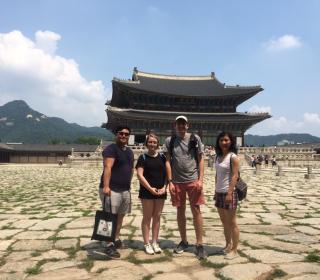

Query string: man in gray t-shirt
164 115 207 260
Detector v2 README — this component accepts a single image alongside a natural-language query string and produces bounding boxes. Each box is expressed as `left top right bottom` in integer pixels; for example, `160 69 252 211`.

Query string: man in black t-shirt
99 125 134 258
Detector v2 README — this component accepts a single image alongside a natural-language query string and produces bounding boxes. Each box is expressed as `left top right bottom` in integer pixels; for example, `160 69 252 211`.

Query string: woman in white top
214 132 240 259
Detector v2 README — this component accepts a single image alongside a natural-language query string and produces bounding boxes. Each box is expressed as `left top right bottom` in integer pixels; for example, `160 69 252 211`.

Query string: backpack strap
229 153 240 177
189 133 199 165
159 152 166 161
142 153 146 161
169 135 176 156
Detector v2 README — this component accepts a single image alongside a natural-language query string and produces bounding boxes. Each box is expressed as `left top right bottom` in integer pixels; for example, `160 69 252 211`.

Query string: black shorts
139 187 167 200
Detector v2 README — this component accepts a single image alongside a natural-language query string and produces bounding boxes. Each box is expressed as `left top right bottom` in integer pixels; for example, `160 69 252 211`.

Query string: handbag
91 195 118 242
230 154 248 201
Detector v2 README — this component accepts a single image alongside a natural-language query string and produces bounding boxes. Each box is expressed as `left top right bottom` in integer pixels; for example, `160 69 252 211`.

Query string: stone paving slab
278 262 320 276
0 165 319 280
29 218 72 231
11 240 54 251
0 240 15 251
219 263 273 280
26 267 91 280
242 249 305 263
288 275 320 280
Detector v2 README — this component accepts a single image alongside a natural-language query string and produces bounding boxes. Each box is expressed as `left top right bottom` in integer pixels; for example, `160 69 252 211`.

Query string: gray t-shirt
164 133 204 183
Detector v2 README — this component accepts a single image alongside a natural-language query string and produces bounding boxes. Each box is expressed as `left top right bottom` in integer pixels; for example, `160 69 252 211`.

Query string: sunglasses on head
117 131 130 137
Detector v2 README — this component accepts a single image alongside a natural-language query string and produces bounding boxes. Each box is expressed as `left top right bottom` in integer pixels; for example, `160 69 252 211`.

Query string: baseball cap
175 115 188 122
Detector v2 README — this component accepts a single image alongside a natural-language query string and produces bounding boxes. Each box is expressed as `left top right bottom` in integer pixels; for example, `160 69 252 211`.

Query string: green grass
82 210 92 216
256 231 272 236
200 259 226 268
66 246 80 258
260 221 272 225
78 257 94 271
266 268 287 280
238 250 259 263
305 251 320 263
264 246 291 253
25 261 45 275
1 225 14 230
304 214 313 218
25 266 42 275
215 272 232 280
96 267 108 273
0 259 6 267
31 251 42 257
126 251 171 264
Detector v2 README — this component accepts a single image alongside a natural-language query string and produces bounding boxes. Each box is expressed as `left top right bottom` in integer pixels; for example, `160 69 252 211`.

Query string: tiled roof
4 144 98 153
107 106 271 122
0 143 14 151
113 69 263 97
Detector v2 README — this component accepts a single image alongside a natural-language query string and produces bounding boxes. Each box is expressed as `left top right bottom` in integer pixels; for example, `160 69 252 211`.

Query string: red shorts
171 181 205 207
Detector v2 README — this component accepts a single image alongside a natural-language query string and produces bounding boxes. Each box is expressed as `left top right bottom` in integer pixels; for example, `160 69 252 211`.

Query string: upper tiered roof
113 68 263 97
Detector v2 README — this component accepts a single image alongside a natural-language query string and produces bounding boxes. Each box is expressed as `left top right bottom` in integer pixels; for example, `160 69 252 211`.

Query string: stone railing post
276 165 284 176
254 163 261 175
305 166 315 179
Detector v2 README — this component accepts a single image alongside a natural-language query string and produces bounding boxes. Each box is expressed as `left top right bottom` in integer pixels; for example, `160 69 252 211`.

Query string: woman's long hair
215 131 237 157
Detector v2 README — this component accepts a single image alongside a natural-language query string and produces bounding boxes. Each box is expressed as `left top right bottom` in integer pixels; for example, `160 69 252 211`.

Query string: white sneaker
152 242 162 254
144 243 154 255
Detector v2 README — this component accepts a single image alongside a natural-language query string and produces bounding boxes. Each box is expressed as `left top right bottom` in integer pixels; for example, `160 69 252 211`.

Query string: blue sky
0 0 319 136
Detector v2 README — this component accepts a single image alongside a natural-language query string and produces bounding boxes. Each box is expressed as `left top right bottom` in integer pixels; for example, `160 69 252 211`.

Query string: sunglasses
117 131 130 137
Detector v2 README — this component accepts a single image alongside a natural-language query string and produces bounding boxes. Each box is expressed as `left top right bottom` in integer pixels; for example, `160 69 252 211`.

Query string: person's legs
225 209 239 255
187 182 207 259
190 205 203 245
217 208 232 251
115 214 125 241
172 183 187 242
187 181 205 245
141 199 154 244
177 205 187 241
151 199 165 243
114 190 131 242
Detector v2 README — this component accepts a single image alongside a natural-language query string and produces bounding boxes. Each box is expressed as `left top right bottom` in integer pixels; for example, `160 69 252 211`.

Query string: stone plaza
0 162 319 280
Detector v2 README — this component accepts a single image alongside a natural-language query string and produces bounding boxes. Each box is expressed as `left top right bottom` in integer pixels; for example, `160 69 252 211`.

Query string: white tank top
215 153 235 193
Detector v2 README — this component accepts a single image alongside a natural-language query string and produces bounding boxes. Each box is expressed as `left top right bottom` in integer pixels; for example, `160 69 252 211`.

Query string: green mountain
244 133 320 146
0 100 113 144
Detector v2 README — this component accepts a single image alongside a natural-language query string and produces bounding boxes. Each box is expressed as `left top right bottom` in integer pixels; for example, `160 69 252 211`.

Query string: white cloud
248 105 272 114
35 30 61 55
0 30 109 127
247 113 320 137
304 113 320 124
263 35 302 51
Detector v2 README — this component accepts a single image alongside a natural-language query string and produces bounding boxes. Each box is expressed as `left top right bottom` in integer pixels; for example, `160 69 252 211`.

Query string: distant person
272 156 277 167
264 155 269 167
58 160 63 167
251 155 256 168
99 126 134 258
164 115 207 260
214 131 240 260
136 133 167 255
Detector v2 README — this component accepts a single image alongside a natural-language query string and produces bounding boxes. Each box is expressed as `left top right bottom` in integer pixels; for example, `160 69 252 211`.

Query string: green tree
75 136 100 145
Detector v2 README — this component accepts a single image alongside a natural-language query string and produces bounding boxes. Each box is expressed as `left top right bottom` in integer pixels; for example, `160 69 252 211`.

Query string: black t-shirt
136 153 166 188
99 143 134 191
